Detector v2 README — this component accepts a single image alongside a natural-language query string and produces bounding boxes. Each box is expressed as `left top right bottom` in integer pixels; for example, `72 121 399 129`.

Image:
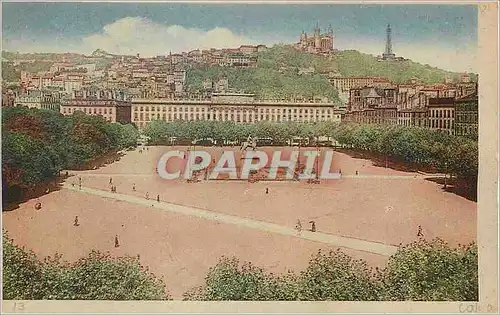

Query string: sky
2 3 477 72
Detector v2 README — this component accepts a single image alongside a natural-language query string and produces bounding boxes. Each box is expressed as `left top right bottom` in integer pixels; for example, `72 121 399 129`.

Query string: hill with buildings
186 45 473 102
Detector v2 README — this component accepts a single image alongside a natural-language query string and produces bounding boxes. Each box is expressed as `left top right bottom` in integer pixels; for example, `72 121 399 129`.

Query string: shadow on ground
425 177 477 202
2 149 129 212
2 175 67 212
71 149 127 171
337 149 477 202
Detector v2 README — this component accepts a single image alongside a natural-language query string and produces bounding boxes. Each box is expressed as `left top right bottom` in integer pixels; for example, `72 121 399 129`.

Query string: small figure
79 176 82 183
34 202 42 210
355 170 359 175
109 177 113 185
132 183 136 191
114 235 120 248
74 216 80 226
79 183 82 190
157 195 160 202
71 182 75 187
417 225 424 237
146 192 150 200
309 220 316 232
295 219 302 233
65 171 69 176
265 187 269 194
339 169 342 174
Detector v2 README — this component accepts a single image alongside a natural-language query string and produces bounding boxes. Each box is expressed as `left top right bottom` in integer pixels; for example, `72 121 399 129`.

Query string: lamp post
316 145 320 180
444 162 448 189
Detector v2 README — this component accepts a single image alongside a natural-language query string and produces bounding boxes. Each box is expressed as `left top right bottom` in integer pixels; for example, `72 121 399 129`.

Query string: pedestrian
309 220 316 232
114 235 120 248
157 195 160 202
146 192 149 200
339 169 342 174
355 170 358 175
265 187 269 194
109 177 113 185
417 225 424 237
132 183 136 191
65 171 69 176
79 183 82 190
74 216 79 226
295 219 302 233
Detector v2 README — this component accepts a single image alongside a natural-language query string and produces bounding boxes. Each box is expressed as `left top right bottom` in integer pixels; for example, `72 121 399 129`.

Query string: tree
183 256 298 301
297 249 381 301
380 239 478 301
3 233 170 300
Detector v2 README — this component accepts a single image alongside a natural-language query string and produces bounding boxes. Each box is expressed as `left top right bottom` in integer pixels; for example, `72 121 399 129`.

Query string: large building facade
59 89 131 123
428 97 455 135
131 96 343 129
454 90 478 138
344 87 398 125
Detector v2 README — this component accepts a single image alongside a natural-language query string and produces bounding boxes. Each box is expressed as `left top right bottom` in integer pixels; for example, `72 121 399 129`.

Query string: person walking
157 194 160 203
74 216 79 226
132 183 136 191
417 225 424 237
309 220 316 232
265 187 269 194
295 219 302 233
114 235 120 248
146 192 150 200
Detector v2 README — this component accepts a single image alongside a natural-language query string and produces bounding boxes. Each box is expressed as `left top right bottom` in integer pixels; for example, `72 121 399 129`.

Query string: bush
185 240 478 301
297 249 381 300
380 238 478 301
182 256 298 301
2 232 170 300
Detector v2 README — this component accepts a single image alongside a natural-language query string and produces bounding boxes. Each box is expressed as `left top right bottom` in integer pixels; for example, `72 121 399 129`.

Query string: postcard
1 1 498 313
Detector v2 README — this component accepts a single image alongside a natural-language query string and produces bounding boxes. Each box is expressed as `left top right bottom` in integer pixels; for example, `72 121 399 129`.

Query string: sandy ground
3 146 476 299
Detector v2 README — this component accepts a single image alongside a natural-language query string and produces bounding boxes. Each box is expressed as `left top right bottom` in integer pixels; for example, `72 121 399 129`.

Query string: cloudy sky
2 3 477 72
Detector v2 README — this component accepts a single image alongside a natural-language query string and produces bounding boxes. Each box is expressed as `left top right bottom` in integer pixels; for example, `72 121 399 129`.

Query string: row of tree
184 239 477 301
3 233 168 300
143 120 477 181
2 107 139 202
4 232 477 301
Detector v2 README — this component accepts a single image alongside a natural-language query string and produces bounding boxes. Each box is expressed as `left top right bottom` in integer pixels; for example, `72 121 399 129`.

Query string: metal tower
382 24 396 60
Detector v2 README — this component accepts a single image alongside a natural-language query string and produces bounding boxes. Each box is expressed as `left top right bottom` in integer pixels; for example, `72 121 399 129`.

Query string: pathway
62 182 399 256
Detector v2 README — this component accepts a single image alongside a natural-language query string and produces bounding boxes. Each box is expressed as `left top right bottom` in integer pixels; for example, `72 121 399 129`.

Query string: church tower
314 22 321 49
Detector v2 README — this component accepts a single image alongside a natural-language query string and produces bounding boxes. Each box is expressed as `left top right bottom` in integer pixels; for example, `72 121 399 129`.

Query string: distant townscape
2 24 478 138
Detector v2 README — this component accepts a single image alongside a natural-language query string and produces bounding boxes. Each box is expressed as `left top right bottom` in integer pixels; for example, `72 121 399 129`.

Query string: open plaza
2 146 476 298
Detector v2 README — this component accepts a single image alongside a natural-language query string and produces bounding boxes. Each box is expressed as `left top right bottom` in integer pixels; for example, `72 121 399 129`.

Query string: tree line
4 232 477 301
2 107 139 206
143 120 477 182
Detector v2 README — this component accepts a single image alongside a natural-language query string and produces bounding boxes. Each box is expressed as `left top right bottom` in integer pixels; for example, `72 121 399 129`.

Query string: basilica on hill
294 24 335 54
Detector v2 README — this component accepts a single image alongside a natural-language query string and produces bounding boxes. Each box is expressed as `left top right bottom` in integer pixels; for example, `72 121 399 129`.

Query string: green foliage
333 49 462 84
186 240 478 301
186 66 340 101
328 123 478 181
186 46 467 101
3 232 170 300
380 239 478 301
2 61 21 81
183 256 299 301
2 232 45 299
297 249 381 300
2 107 139 190
143 119 477 184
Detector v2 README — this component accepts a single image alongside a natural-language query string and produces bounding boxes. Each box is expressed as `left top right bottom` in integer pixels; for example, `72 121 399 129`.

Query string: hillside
186 45 474 101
